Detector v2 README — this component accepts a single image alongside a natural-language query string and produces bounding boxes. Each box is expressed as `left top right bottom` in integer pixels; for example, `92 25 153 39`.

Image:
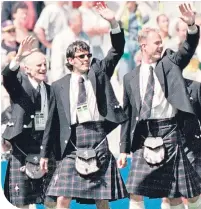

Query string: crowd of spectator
1 1 201 131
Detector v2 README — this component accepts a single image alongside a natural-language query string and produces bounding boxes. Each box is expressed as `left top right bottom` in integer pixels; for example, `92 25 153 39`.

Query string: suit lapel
154 60 165 94
22 74 36 103
88 59 96 95
60 74 71 124
44 83 50 109
130 66 141 112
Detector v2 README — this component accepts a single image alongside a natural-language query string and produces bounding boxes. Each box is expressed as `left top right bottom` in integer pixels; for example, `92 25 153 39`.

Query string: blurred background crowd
1 1 201 155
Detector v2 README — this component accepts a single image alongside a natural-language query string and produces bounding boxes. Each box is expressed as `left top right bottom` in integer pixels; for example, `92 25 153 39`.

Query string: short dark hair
12 2 28 15
66 40 90 71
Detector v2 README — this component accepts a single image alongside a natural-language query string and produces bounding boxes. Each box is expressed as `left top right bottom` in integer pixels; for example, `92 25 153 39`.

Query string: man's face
69 50 92 74
13 8 28 26
3 28 16 42
70 15 82 35
177 21 187 42
158 15 169 33
25 52 47 82
142 31 163 61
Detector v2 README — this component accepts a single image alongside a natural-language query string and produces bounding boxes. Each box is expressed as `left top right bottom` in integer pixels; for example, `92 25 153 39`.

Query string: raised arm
95 2 125 78
2 36 37 97
169 4 200 69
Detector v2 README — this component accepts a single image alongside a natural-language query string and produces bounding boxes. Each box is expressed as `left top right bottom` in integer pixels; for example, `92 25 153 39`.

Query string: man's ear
24 65 31 75
67 57 74 65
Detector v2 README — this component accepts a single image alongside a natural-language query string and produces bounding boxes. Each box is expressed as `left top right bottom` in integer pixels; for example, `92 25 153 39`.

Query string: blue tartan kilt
127 120 201 199
46 121 128 202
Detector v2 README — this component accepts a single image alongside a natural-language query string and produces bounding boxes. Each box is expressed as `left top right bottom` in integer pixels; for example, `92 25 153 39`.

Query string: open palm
17 36 37 58
95 2 115 22
179 3 195 25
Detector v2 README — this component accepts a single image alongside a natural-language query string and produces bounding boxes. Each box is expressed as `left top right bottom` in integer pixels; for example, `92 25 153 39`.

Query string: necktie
140 66 155 120
35 85 41 111
77 77 87 106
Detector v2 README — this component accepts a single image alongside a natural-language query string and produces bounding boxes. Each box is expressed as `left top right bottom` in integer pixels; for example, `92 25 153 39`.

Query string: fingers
117 156 127 168
179 3 193 14
40 158 48 173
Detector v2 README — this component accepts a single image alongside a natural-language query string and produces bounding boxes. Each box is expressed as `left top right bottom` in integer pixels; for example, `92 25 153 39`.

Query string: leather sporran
143 137 165 165
24 154 45 179
75 148 99 176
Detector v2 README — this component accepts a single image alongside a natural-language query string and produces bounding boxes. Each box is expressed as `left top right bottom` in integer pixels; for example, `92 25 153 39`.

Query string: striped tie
140 66 155 120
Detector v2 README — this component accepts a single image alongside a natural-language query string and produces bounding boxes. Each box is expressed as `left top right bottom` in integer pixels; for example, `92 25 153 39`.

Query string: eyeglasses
74 53 92 59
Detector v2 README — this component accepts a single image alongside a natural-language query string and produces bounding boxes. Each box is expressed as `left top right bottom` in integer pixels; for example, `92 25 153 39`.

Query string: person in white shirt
34 1 70 52
118 4 201 209
1 36 56 208
50 9 89 83
79 1 110 60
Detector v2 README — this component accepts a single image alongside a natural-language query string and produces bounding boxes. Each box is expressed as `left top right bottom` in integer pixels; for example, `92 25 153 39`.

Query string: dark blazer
2 65 50 141
40 30 127 160
185 79 201 121
183 79 201 139
120 26 200 154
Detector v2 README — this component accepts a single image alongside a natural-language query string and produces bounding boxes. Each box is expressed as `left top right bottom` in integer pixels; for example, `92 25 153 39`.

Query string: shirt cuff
111 24 121 34
187 24 198 34
9 59 20 71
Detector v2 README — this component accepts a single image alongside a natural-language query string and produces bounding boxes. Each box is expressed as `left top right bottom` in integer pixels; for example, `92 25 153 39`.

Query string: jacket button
31 115 34 118
40 146 43 150
23 125 27 128
136 117 139 121
190 97 193 100
65 140 67 144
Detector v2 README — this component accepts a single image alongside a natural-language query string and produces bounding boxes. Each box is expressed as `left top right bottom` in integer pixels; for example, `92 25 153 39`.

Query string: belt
139 117 177 129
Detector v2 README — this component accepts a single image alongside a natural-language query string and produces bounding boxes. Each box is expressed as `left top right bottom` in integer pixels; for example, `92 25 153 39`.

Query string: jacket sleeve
99 29 125 78
2 63 22 99
40 84 60 158
120 75 131 154
167 25 200 70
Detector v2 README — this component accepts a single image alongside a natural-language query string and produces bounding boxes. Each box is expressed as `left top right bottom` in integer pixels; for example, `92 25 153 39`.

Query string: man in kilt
40 2 128 209
1 36 56 208
161 79 201 209
118 3 201 209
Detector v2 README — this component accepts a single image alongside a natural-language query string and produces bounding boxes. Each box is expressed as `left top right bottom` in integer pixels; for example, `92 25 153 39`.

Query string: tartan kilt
126 120 201 198
4 143 56 206
46 121 128 201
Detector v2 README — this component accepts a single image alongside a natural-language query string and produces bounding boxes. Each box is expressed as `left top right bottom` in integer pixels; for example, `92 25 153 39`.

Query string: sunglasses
75 53 92 59
6 29 16 33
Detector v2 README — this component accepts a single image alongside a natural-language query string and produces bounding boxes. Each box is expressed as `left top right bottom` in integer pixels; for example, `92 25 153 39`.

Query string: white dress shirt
70 73 104 125
139 61 177 119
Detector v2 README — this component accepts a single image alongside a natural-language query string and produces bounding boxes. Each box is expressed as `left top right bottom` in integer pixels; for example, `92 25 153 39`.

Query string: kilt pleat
46 121 128 201
127 122 201 198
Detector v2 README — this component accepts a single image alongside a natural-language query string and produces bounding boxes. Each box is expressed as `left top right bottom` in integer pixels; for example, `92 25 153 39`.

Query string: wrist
14 54 23 63
188 22 195 26
110 19 118 29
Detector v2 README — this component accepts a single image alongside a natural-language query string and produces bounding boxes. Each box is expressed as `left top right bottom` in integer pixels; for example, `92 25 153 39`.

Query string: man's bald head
23 51 47 83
